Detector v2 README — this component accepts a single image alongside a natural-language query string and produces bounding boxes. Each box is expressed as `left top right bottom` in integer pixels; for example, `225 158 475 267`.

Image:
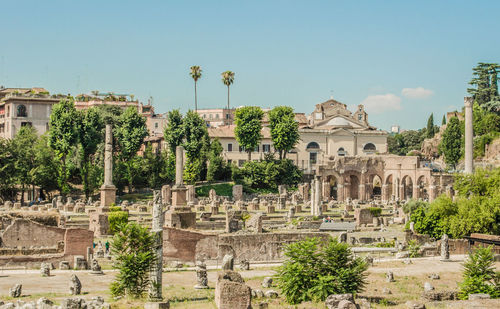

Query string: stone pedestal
164 207 196 229
89 210 110 237
266 205 275 214
100 184 116 208
171 186 187 207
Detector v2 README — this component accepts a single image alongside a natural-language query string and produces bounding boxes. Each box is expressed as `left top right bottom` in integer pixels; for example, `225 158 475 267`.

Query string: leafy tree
207 138 230 182
0 138 16 202
110 222 155 298
277 237 368 304
221 70 235 109
48 97 79 194
190 65 202 111
77 107 104 199
32 135 59 200
114 107 149 192
234 106 264 161
439 117 462 169
164 110 184 154
182 111 209 183
458 246 500 299
11 126 38 204
142 144 166 189
468 62 500 107
268 106 300 159
426 113 435 138
234 158 302 191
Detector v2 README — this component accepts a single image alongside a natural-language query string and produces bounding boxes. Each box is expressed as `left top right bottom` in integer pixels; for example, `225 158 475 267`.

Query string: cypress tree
442 114 446 125
426 113 435 138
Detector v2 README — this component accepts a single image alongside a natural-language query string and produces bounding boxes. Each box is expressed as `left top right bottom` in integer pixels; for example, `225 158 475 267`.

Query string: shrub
407 240 421 258
195 183 233 197
276 237 368 304
110 222 155 298
458 246 500 299
108 211 129 235
368 207 382 217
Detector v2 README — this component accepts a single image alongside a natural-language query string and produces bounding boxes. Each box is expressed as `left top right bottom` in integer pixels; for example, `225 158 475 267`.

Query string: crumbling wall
163 228 331 263
1 219 65 248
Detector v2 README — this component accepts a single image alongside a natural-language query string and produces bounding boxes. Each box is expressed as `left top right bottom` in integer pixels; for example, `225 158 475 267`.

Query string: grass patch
196 183 233 197
119 193 153 202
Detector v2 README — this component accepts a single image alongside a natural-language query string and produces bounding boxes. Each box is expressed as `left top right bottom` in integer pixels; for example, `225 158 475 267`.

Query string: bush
458 246 500 299
110 222 155 298
108 211 129 235
368 207 382 217
195 183 233 197
407 240 421 258
233 158 302 191
276 237 368 305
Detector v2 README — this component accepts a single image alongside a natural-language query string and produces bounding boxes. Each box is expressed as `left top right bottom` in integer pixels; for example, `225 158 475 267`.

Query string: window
21 122 32 127
227 159 232 165
337 147 346 156
17 105 27 117
228 143 233 152
239 146 244 152
310 152 317 164
262 144 271 153
358 114 362 120
7 106 10 117
226 114 229 119
155 122 158 129
0 124 4 133
216 114 219 119
363 143 376 154
254 145 259 152
238 160 245 167
209 114 213 119
306 142 320 150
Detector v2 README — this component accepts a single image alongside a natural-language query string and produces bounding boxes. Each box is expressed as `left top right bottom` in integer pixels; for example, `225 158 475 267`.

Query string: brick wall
1 219 65 248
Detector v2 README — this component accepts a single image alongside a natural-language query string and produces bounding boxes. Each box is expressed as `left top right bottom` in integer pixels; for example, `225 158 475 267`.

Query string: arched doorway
329 176 338 200
402 175 413 200
349 175 359 200
417 176 429 200
371 175 382 198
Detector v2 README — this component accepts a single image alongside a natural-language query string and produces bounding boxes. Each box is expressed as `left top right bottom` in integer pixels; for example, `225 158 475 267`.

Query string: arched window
337 147 346 156
17 105 27 117
363 143 376 153
306 142 320 150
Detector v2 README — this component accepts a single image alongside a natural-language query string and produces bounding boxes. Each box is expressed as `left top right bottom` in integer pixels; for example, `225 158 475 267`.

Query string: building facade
0 87 61 139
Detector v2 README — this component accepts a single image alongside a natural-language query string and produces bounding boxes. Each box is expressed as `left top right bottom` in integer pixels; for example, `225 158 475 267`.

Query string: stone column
337 184 344 202
428 184 436 203
322 180 330 201
100 124 116 209
310 179 315 216
149 190 164 301
175 145 184 186
315 176 322 216
464 97 474 174
412 185 419 200
381 184 388 202
359 172 366 202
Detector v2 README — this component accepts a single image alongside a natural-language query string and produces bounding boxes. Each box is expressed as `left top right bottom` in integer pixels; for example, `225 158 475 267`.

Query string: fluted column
464 97 474 174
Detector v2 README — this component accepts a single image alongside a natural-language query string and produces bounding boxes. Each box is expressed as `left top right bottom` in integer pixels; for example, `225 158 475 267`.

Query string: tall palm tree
190 66 202 111
221 71 235 109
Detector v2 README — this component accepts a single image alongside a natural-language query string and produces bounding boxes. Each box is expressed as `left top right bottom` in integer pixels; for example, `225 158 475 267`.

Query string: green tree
32 135 60 200
442 114 446 126
11 126 38 204
468 62 500 106
190 65 202 111
439 117 462 169
142 144 166 189
221 70 235 109
114 107 149 192
182 111 209 183
0 138 16 202
234 106 264 161
48 97 79 194
164 110 184 154
110 222 155 298
426 113 435 138
268 106 300 159
207 138 230 182
458 246 500 299
77 107 104 199
277 237 368 304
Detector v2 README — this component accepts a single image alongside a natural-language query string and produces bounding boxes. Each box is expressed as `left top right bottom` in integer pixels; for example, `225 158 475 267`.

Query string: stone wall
162 228 331 263
1 219 65 248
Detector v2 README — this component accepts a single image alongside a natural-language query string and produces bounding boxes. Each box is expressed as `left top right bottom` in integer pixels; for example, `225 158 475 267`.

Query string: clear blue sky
1 0 499 130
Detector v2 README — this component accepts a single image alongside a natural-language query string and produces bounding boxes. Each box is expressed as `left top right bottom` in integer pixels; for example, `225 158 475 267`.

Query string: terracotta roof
208 124 271 139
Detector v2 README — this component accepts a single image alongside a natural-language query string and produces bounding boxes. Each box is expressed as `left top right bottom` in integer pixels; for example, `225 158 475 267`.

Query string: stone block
215 271 252 309
246 213 263 233
233 185 243 201
144 302 170 309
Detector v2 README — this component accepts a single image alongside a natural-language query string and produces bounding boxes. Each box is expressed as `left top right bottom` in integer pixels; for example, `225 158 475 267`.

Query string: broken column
164 146 196 229
232 185 243 202
464 96 474 174
440 234 450 261
89 123 114 237
148 190 168 306
315 175 322 216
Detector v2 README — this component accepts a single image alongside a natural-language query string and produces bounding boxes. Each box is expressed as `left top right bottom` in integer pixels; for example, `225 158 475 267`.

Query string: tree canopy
268 106 300 159
234 106 264 161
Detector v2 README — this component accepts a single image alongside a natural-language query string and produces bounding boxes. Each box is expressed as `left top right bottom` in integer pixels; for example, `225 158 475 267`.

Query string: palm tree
190 66 202 111
221 71 235 109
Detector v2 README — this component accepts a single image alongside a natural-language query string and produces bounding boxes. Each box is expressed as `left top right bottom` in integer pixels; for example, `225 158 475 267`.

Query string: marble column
149 190 164 301
175 145 184 186
310 179 315 216
464 97 474 174
315 176 322 216
100 124 116 209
